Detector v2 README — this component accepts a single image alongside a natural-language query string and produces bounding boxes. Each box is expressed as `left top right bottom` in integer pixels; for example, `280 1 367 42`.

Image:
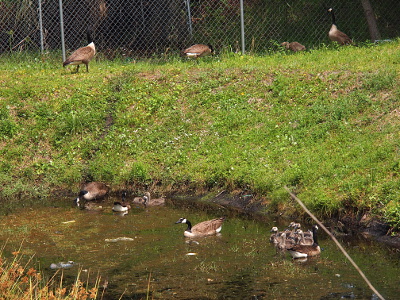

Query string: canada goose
275 230 299 251
63 29 96 72
175 217 225 238
112 190 131 213
183 44 214 58
142 192 165 207
296 229 314 246
281 42 306 52
287 225 321 258
131 192 165 207
74 182 109 208
112 201 131 212
131 194 146 206
270 223 298 248
269 227 279 244
286 222 301 239
328 8 353 45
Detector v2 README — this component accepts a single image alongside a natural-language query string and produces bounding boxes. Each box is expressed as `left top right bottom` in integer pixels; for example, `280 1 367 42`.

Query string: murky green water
0 197 398 299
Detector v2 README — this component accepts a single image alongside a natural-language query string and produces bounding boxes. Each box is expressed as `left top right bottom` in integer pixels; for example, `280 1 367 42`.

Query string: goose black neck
312 226 319 245
86 30 93 44
185 220 192 232
330 9 336 25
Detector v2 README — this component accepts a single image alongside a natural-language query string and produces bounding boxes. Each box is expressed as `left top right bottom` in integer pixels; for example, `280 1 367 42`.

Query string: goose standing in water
74 182 109 208
175 217 225 238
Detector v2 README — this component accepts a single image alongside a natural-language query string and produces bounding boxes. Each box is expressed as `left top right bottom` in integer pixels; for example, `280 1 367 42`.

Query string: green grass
0 41 399 229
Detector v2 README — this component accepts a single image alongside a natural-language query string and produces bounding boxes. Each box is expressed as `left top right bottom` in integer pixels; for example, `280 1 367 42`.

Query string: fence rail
0 0 398 58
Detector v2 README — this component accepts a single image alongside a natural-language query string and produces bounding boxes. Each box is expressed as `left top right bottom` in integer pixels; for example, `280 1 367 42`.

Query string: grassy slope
0 42 399 229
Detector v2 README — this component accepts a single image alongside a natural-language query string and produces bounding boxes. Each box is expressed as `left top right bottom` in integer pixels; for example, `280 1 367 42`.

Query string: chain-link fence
1 0 399 58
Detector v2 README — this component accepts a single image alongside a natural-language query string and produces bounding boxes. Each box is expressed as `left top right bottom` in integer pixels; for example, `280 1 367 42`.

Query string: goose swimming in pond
287 225 321 258
142 192 165 207
296 229 314 246
175 217 225 238
112 191 131 213
275 230 298 251
112 201 131 212
269 226 279 244
131 192 165 207
285 222 301 240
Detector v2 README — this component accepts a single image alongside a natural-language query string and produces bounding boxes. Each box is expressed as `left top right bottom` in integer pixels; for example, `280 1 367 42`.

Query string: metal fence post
59 0 66 61
38 0 44 53
240 0 245 54
186 0 193 37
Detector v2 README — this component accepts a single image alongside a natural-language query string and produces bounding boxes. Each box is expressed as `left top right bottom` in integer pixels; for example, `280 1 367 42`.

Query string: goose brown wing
289 244 311 252
83 182 109 198
289 42 306 52
337 31 352 45
191 218 224 235
65 46 95 64
330 29 352 45
184 44 210 54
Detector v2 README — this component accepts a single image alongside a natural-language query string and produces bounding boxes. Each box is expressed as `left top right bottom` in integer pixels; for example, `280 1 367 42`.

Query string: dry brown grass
0 249 101 300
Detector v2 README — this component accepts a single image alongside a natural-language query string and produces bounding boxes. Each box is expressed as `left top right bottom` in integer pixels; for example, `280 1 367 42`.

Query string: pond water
0 196 398 299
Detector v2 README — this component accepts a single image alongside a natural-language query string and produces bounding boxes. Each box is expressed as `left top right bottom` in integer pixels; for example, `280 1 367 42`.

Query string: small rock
50 261 75 269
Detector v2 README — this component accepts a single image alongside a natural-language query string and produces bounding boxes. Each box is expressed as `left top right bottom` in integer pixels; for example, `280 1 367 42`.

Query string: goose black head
175 218 187 224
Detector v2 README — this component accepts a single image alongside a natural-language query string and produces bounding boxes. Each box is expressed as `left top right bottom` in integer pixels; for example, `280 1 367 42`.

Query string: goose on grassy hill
328 8 353 45
63 29 96 72
182 44 214 58
281 42 306 52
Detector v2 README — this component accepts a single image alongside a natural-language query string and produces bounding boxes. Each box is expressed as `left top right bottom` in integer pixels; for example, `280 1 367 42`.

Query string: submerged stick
283 186 386 300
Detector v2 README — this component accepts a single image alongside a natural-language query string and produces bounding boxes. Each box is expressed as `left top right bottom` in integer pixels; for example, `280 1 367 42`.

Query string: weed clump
0 250 100 299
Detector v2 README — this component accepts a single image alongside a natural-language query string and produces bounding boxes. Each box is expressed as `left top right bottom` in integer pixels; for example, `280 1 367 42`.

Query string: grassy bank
0 42 399 230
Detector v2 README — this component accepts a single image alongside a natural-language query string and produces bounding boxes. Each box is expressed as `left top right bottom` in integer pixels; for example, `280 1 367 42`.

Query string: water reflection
0 196 398 299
